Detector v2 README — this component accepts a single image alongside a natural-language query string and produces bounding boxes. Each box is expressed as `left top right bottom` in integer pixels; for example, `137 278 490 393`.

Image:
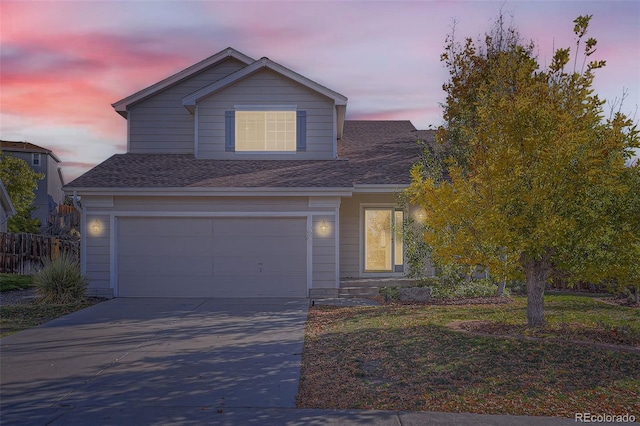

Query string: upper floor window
32 153 41 166
236 110 296 152
225 106 306 153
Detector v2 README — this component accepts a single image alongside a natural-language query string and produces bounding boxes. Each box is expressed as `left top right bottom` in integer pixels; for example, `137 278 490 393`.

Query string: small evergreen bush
33 253 88 304
429 278 509 298
379 286 399 301
451 279 509 298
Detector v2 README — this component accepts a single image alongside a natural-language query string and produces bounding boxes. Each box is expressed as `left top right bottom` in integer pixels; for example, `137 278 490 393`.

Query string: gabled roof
65 121 433 192
182 56 348 112
181 56 348 139
112 47 255 118
0 140 61 162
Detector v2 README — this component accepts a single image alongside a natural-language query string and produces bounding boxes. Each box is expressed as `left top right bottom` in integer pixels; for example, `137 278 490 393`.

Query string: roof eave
352 184 409 193
63 186 355 197
1 145 61 163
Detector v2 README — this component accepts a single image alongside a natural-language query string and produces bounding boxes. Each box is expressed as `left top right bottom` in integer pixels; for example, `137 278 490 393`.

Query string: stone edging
445 320 640 355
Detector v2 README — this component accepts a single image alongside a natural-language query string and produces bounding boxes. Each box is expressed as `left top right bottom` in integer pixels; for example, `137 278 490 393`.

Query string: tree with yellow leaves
409 15 639 327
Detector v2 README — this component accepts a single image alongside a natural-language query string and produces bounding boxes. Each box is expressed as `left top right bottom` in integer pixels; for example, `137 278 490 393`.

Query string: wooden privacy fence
0 232 80 274
46 205 81 236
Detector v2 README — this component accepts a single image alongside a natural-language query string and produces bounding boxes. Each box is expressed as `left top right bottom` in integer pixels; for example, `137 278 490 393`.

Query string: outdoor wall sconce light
89 219 103 236
316 219 331 237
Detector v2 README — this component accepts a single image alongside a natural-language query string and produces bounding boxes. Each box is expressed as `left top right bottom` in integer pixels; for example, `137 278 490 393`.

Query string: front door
363 208 403 273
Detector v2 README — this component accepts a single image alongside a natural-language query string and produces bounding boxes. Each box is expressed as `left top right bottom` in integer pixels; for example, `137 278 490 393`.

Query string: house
0 179 16 233
0 141 65 232
64 47 434 298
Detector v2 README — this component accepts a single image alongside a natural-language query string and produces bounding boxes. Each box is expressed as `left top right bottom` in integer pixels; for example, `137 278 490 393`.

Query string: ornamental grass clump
33 253 88 304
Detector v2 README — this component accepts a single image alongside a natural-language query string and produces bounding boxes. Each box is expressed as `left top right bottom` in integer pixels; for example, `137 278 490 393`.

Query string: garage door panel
211 277 307 297
119 236 214 257
120 218 213 237
213 218 306 235
120 255 213 276
119 276 212 298
214 240 305 257
117 217 307 297
215 255 306 275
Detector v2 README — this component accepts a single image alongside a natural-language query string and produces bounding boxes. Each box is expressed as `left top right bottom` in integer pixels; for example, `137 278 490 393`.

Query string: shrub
451 279 510 298
379 286 399 301
33 253 88 304
429 278 509 298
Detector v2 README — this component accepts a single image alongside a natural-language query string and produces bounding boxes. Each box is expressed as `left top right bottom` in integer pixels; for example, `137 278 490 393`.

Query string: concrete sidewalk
6 407 579 425
1 297 580 425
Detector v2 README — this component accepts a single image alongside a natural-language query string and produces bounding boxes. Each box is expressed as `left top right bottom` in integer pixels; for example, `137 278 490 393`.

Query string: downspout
72 190 82 212
72 191 87 275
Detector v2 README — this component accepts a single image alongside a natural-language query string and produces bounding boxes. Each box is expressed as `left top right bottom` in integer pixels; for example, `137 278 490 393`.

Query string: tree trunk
496 279 506 297
523 254 553 327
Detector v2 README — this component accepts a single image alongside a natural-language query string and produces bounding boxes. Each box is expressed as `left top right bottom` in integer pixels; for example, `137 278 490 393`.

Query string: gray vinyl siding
85 214 111 296
312 215 337 289
127 58 246 153
111 196 309 211
339 193 399 278
46 155 64 206
197 69 335 160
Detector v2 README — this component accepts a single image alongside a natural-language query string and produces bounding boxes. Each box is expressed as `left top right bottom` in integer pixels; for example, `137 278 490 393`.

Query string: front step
338 286 380 297
337 278 420 298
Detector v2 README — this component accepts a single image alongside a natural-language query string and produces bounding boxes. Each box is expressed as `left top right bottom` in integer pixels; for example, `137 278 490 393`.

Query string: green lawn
297 295 640 417
0 273 33 292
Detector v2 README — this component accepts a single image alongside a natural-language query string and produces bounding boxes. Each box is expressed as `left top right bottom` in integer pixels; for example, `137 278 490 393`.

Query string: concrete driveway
0 297 309 425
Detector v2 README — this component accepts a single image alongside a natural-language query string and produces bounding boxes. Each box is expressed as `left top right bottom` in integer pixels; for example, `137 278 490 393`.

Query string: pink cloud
0 30 196 138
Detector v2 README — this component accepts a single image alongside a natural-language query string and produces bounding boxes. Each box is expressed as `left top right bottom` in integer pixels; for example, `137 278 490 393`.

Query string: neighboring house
64 47 434 298
0 179 16 232
0 141 65 232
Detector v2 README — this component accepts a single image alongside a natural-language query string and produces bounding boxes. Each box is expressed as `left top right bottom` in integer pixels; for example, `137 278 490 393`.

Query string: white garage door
117 217 307 297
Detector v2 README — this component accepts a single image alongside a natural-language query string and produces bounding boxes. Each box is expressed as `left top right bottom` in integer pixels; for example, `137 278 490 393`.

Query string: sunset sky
1 1 639 182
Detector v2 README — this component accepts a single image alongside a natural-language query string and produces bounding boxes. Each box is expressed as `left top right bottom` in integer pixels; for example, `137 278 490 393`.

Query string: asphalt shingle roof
65 121 435 189
1 140 61 162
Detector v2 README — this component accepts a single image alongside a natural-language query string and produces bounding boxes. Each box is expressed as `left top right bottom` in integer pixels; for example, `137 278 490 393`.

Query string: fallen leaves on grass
374 295 513 306
297 303 640 418
454 320 640 348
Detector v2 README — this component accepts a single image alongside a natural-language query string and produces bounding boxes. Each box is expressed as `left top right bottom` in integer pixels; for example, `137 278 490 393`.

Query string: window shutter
296 110 306 151
225 111 235 152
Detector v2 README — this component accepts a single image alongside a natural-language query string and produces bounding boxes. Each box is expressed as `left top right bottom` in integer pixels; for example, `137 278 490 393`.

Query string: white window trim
32 153 41 166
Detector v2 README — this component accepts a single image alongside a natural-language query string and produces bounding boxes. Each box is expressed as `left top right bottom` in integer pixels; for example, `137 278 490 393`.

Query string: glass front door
364 208 403 272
